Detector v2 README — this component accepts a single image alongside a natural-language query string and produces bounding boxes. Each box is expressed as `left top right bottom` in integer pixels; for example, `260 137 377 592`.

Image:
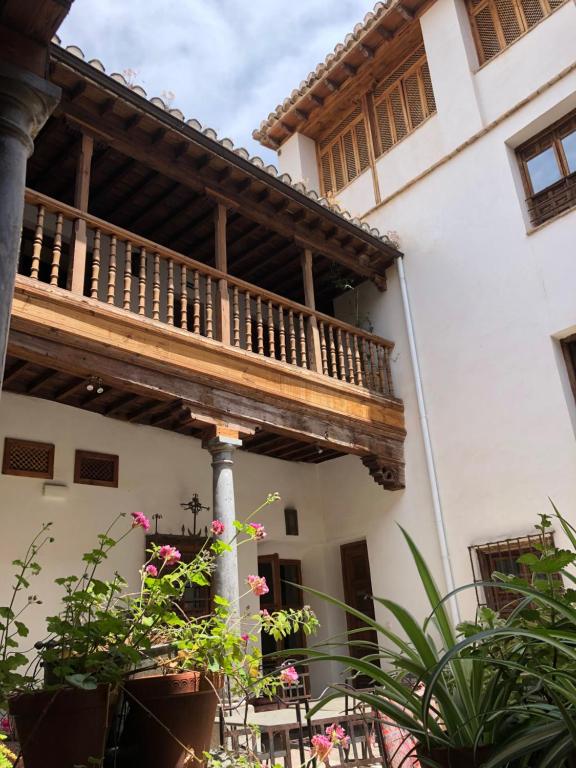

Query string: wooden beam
104 392 136 416
2 359 29 386
90 157 137 209
26 368 58 394
55 378 85 401
70 132 94 294
123 181 181 231
396 3 414 19
214 203 230 345
98 169 159 220
61 100 393 278
9 325 404 462
301 249 322 373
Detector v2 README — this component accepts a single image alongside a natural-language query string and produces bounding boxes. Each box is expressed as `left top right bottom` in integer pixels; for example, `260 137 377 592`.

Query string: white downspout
396 256 461 626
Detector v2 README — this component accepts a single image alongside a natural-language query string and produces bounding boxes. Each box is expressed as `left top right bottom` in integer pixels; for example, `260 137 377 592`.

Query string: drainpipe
396 256 461 626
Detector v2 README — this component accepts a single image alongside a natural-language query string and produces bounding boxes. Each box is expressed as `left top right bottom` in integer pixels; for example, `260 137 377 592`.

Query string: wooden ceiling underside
2 354 344 465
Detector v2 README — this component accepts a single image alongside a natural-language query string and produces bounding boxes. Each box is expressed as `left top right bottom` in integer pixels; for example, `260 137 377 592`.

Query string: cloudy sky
59 1 373 163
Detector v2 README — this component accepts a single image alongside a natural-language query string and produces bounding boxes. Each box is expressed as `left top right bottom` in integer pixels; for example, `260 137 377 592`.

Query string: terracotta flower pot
418 744 493 767
120 671 223 768
9 684 112 768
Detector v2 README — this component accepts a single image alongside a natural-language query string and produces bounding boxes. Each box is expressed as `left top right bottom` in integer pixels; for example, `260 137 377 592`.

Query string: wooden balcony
8 189 406 488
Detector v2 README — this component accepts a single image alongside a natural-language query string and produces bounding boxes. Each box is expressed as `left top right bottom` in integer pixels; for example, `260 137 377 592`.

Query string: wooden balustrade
19 188 396 398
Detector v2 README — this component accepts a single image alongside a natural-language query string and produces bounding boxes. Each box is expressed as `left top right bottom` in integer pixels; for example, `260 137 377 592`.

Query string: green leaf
14 621 29 637
65 674 98 690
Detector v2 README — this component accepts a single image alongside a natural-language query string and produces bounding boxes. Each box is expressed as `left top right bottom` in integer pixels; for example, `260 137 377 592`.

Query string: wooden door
340 540 378 688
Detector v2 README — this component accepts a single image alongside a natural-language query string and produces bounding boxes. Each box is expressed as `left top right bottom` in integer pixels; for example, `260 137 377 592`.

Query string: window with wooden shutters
517 110 576 227
468 0 569 65
318 105 372 196
372 46 436 159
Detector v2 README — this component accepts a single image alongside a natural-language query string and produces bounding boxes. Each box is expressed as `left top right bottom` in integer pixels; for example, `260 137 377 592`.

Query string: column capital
0 62 60 155
203 434 242 456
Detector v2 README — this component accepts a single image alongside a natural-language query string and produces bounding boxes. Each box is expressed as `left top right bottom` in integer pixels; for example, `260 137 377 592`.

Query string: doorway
340 539 379 688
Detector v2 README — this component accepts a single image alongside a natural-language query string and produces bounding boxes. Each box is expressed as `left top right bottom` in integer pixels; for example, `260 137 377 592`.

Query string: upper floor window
517 110 576 227
372 45 436 158
467 0 568 65
317 45 436 197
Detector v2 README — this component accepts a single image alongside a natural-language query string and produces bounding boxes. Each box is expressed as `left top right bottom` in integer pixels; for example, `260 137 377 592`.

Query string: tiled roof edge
51 36 396 248
252 1 392 143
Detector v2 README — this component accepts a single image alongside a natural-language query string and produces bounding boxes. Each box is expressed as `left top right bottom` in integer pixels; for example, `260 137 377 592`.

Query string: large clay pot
418 745 493 767
120 671 223 768
9 684 112 768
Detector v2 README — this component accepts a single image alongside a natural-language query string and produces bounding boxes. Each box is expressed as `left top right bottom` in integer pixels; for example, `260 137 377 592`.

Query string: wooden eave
48 45 400 281
254 0 432 149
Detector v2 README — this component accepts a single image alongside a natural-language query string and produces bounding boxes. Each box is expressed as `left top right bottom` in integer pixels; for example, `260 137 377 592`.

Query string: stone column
0 62 60 385
205 432 242 611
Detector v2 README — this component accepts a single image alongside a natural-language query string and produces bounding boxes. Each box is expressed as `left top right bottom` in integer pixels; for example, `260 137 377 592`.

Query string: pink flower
280 666 299 685
241 633 249 644
246 574 269 596
131 511 150 531
248 522 267 540
145 564 158 577
311 734 333 762
259 608 270 617
0 715 11 735
211 520 225 536
326 724 349 747
158 545 181 565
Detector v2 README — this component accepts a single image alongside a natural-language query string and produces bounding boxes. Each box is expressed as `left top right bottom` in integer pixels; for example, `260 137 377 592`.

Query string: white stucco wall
270 0 576 624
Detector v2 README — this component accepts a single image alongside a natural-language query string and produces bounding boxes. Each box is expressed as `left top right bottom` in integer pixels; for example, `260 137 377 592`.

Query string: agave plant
290 505 576 768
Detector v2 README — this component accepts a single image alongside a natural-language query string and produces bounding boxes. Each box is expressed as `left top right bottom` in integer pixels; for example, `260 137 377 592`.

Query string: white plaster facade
275 0 576 622
2 0 576 697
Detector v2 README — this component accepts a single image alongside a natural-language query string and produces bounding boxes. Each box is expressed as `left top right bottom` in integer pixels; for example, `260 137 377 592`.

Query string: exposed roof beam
104 392 136 416
2 359 29 386
123 181 181 231
98 169 160 219
396 4 414 20
26 369 58 394
90 157 137 208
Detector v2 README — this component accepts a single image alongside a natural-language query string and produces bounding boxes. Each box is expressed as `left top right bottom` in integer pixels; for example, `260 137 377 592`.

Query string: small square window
74 450 119 488
2 438 54 479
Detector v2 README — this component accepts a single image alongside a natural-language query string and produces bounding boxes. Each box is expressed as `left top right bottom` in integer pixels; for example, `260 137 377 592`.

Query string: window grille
74 450 119 487
517 110 576 227
318 105 371 196
372 46 436 158
316 45 437 196
469 532 556 613
2 438 54 479
467 0 569 65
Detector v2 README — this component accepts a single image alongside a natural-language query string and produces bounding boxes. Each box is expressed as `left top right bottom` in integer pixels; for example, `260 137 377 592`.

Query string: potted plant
292 507 576 768
8 512 151 768
118 499 318 768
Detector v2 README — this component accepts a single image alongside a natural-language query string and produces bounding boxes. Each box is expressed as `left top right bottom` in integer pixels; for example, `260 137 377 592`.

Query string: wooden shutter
74 449 119 487
2 438 54 479
468 0 567 65
372 45 436 158
318 105 372 196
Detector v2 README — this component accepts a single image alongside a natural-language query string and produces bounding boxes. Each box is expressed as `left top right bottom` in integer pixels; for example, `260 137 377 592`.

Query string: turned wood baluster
288 309 297 364
180 265 188 329
49 213 63 287
319 322 329 375
299 313 307 369
245 291 252 352
123 242 132 310
107 235 117 304
384 347 394 396
372 342 383 393
278 307 286 362
232 287 240 347
256 296 264 354
363 339 374 390
167 259 175 325
268 301 275 359
138 248 147 316
328 326 338 377
89 228 101 299
336 328 346 380
206 276 213 339
344 332 355 383
152 253 160 320
353 335 364 386
30 205 45 280
193 270 200 333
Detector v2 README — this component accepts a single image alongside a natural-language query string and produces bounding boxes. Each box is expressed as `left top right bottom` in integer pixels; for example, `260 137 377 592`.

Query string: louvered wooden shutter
468 0 567 65
318 105 372 196
372 46 436 158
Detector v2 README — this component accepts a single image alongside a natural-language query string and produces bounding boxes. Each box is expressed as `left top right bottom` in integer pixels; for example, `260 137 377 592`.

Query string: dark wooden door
340 540 378 688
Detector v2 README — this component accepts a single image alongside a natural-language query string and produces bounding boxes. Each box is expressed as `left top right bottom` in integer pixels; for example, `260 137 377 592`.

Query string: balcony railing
18 189 395 398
